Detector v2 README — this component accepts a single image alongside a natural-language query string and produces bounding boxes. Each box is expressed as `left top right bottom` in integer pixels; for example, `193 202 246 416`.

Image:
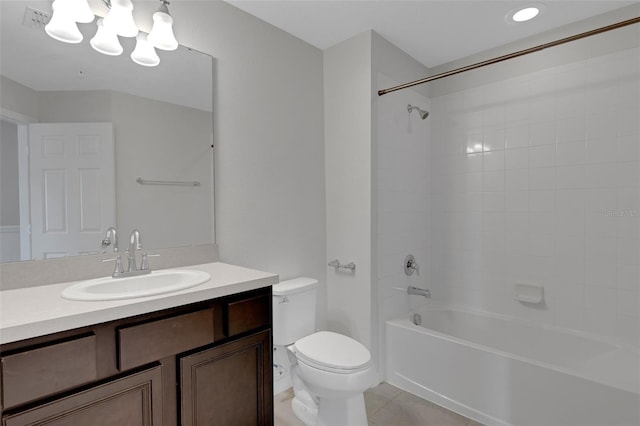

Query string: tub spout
407 286 430 298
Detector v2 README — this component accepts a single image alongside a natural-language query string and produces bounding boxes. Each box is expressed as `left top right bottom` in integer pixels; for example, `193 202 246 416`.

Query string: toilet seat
293 331 371 374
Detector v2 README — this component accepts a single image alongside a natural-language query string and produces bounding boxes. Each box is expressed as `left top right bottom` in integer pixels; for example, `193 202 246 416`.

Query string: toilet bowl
272 278 377 426
288 331 377 426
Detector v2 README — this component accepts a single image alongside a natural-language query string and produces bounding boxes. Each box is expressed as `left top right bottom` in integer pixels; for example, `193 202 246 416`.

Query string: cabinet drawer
118 309 214 370
226 293 270 337
1 334 97 409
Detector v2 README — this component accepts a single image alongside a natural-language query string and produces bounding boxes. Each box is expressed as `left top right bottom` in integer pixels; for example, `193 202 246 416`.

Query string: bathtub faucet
407 286 430 298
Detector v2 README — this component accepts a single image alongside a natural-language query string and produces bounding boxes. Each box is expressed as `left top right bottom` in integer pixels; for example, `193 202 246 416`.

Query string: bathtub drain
411 313 422 326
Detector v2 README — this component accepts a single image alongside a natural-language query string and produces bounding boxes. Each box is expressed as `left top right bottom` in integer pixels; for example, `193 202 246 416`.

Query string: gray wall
167 2 327 325
0 119 19 226
324 31 373 350
0 76 38 121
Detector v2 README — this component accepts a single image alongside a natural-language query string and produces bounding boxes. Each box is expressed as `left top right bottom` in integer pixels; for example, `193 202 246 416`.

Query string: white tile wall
376 74 431 323
428 46 640 345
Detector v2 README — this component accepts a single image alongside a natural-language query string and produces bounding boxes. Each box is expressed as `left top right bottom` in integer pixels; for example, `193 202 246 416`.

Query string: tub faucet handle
405 254 419 276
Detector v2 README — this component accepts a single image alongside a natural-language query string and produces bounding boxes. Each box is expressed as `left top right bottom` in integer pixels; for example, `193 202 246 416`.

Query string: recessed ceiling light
513 7 539 22
506 4 545 24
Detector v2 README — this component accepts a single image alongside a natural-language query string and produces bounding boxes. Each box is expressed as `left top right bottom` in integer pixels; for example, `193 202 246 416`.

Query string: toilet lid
294 331 371 371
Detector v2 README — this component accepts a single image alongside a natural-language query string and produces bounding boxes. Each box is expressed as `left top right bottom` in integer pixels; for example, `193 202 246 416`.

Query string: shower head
407 104 429 120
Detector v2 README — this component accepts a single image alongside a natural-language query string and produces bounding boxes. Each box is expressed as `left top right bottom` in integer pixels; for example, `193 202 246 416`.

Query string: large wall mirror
0 1 214 262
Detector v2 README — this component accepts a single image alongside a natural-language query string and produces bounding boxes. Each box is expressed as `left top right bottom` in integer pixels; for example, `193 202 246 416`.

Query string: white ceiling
226 0 637 68
2 1 636 108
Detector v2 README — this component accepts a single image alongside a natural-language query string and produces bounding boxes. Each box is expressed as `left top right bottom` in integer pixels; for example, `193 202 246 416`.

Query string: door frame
1 109 35 260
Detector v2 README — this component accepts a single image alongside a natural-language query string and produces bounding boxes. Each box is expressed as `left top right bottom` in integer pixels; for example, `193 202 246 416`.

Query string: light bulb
45 0 83 43
513 7 540 22
69 0 95 23
147 4 178 51
131 33 160 67
103 0 138 38
90 18 123 56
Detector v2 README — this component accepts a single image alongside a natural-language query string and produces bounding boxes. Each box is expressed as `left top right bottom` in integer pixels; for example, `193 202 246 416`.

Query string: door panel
43 169 67 232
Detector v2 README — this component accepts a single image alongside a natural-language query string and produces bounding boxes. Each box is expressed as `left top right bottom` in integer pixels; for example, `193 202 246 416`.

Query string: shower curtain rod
378 16 640 96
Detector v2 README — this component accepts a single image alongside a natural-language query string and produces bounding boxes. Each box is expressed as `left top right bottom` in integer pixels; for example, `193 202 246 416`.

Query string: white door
29 123 115 259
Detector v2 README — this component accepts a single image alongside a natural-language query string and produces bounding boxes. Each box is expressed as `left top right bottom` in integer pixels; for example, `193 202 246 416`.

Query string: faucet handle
102 255 124 277
404 254 419 276
100 238 111 252
140 253 160 271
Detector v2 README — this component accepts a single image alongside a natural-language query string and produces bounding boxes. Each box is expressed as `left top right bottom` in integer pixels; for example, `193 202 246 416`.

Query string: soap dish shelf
514 283 544 304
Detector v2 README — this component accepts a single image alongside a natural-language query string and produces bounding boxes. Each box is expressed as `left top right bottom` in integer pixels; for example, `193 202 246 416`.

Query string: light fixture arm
100 0 171 12
157 0 170 14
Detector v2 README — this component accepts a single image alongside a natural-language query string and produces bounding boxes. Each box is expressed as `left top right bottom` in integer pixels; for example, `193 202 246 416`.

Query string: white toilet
273 277 377 426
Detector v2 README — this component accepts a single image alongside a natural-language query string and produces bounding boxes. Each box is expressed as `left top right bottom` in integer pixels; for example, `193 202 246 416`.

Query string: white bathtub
385 304 640 426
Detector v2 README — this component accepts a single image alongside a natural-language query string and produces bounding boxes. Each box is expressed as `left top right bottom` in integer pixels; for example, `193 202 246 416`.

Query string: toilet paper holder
328 259 356 272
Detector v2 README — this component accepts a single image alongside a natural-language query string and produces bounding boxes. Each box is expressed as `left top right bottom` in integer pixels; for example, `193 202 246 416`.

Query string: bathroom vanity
0 262 278 426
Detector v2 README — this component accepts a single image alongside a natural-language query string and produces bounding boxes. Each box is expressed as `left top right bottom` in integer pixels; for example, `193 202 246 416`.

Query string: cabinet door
2 366 162 426
180 330 273 426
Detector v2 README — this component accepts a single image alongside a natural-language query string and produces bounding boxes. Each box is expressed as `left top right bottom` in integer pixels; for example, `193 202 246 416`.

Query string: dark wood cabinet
1 334 98 409
0 287 273 426
2 366 162 426
180 330 272 426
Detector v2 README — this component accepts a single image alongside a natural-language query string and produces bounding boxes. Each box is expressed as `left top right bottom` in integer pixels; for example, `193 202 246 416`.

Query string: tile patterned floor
275 382 484 426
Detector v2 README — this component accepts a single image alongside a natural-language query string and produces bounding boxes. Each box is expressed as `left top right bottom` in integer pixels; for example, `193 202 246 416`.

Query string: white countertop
0 262 278 345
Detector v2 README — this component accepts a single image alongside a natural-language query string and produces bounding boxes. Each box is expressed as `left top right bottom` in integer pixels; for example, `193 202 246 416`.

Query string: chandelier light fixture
131 33 160 66
102 0 138 37
147 1 178 51
90 18 123 55
45 0 94 43
44 0 178 67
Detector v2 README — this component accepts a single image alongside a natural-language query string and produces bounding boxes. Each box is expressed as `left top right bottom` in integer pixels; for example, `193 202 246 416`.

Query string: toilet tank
272 277 319 346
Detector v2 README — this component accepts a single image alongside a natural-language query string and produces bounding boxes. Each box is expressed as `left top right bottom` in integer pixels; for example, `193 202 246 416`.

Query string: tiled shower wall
376 73 431 372
428 45 640 344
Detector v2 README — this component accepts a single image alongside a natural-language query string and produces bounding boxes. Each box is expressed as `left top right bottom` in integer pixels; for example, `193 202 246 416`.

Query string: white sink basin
61 269 211 301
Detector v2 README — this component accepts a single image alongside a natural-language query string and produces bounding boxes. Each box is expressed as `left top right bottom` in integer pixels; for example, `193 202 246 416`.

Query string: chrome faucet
102 230 157 278
127 230 142 272
101 227 118 253
407 286 430 298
